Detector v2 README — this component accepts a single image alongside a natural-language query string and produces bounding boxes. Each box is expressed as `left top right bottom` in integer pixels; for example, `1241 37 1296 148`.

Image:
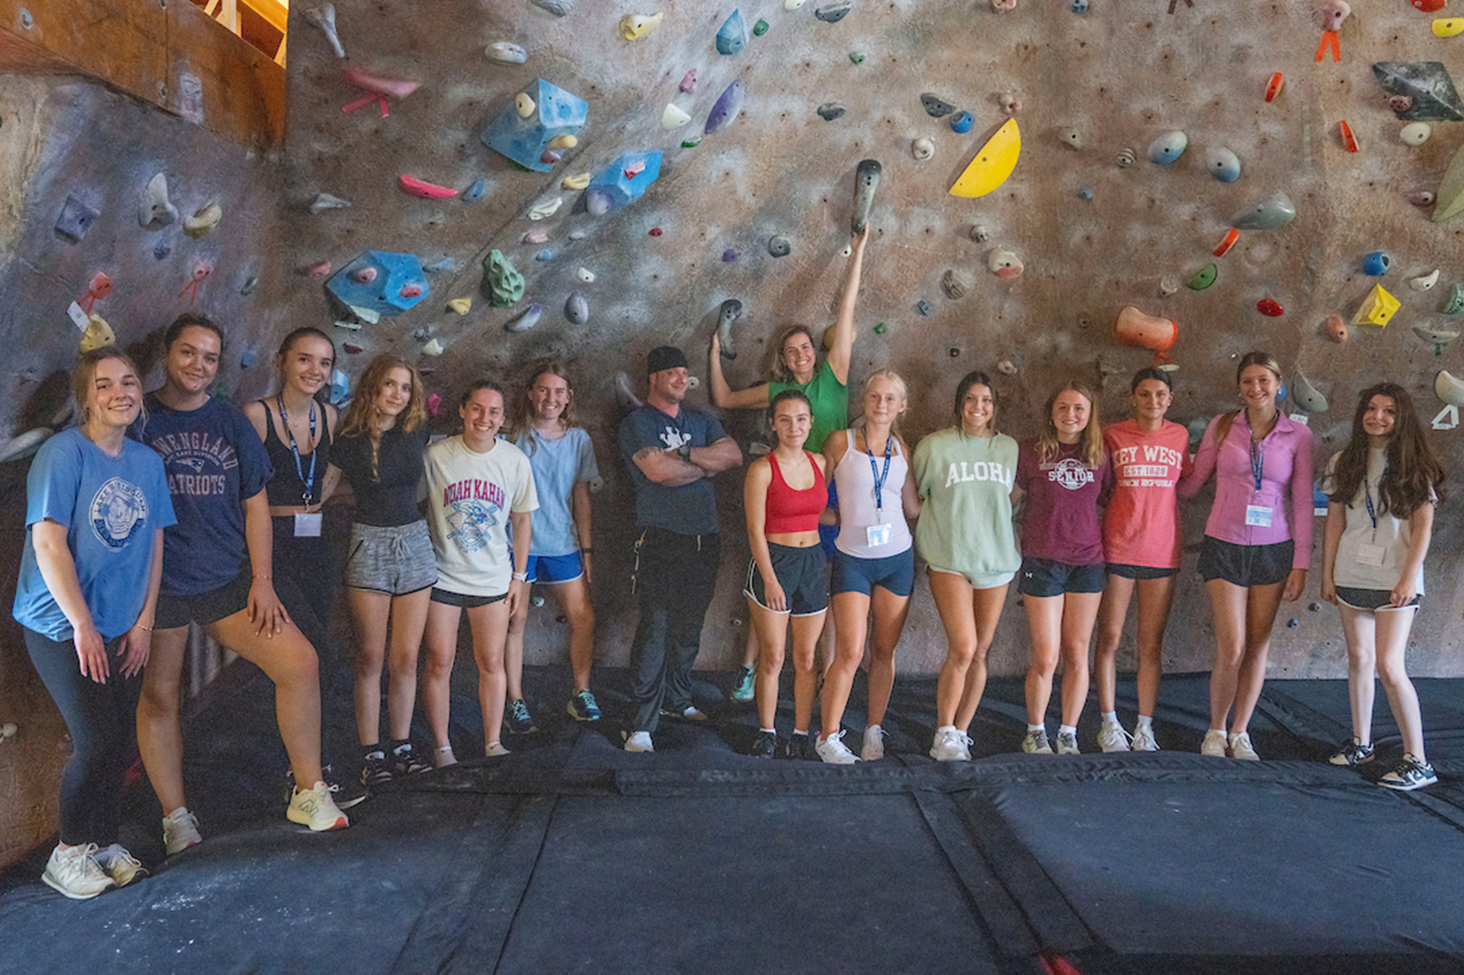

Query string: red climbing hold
624 160 646 180
648 227 663 236
1257 298 1284 317
1265 72 1284 102
343 343 364 354
1338 120 1358 152
1413 0 1444 11
398 175 460 199
1213 228 1240 257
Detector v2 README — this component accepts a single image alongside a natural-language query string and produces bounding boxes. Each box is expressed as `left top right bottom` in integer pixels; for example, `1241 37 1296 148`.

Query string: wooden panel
0 0 167 102
166 0 285 150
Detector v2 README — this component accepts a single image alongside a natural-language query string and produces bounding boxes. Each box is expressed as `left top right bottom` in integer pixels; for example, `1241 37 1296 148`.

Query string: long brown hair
505 358 578 454
339 355 426 439
769 325 819 383
951 370 998 437
1213 351 1282 448
1328 382 1446 518
1036 381 1104 466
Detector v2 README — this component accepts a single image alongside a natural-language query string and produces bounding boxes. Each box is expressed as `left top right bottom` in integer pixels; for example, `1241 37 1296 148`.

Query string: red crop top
764 450 827 535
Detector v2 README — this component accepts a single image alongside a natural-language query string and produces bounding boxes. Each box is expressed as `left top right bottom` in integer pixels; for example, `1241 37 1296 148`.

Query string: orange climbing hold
1213 228 1240 257
1338 120 1358 152
1115 306 1178 365
1265 72 1284 102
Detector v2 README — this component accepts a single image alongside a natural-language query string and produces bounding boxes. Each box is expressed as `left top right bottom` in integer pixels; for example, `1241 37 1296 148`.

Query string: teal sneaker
730 665 756 703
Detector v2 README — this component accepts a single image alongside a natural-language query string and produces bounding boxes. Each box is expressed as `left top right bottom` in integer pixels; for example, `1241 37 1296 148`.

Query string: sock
164 806 189 822
1059 724 1077 737
1101 711 1118 726
363 745 384 760
435 745 456 768
1027 724 1045 734
937 724 956 735
391 739 411 756
793 729 808 737
761 727 776 735
1136 715 1153 729
1210 728 1226 736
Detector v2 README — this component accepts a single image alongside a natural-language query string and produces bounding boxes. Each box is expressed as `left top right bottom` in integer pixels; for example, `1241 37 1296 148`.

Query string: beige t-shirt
1324 448 1428 593
423 436 538 596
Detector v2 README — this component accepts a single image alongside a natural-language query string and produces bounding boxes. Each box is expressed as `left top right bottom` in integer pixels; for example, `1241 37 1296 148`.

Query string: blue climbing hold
917 299 933 316
1206 147 1241 183
717 9 748 55
326 251 430 318
1363 251 1392 276
950 111 974 134
330 368 350 404
464 179 487 202
723 248 741 262
423 257 456 274
153 240 172 261
55 195 100 242
583 151 663 215
481 79 589 173
1148 131 1188 165
537 248 554 261
1078 187 1093 200
240 350 258 368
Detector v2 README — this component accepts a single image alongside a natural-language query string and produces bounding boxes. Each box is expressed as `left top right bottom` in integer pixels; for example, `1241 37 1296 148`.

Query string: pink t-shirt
1102 419 1192 569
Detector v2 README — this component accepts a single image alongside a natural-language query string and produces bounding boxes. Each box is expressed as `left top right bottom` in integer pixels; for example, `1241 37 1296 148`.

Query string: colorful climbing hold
1338 120 1358 152
950 111 975 134
1363 251 1391 276
1147 131 1188 165
1444 283 1464 315
815 1 852 22
562 173 591 190
620 13 663 40
849 52 866 63
399 175 459 199
54 196 99 242
1325 314 1348 343
1434 18 1464 37
680 69 697 93
852 159 881 235
1410 190 1436 207
648 228 662 237
1351 284 1400 327
753 18 770 35
482 79 589 173
505 302 543 333
1372 62 1464 122
1115 306 1178 364
484 250 525 307
987 248 1023 279
1077 187 1093 200
1265 73 1284 102
564 291 589 324
705 80 745 134
917 300 933 316
536 249 553 261
449 297 472 314
1213 228 1240 257
183 202 222 238
716 10 748 54
1257 298 1284 317
1207 147 1241 183
1436 141 1464 222
1230 191 1296 231
949 118 1020 198
682 136 703 149
722 249 741 262
873 322 888 335
1188 264 1218 290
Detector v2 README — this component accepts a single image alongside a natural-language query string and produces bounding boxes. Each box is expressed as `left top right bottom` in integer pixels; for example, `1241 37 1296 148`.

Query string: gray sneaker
1098 722 1131 753
1056 731 1081 755
1021 729 1054 754
41 844 114 900
1131 724 1160 752
94 844 148 888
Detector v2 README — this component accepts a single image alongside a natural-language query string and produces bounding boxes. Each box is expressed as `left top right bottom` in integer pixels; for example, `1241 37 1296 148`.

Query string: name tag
294 512 323 537
1245 505 1273 528
1355 543 1386 567
866 523 892 548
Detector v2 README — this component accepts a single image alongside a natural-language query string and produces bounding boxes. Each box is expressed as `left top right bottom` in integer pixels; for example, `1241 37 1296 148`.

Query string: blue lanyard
865 432 893 515
1363 461 1387 532
277 394 317 505
1244 412 1265 493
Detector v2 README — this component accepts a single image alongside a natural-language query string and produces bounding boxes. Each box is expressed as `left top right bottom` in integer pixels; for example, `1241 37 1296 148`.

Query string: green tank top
769 359 848 454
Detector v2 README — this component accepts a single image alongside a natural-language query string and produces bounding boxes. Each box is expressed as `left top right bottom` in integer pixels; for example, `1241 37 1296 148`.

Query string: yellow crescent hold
948 118 1021 199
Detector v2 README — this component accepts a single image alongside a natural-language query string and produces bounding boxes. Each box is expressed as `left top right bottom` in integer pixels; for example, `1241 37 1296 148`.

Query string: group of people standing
13 230 1448 901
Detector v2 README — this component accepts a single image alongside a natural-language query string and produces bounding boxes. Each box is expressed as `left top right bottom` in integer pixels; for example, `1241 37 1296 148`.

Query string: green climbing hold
483 249 525 307
681 135 702 148
1444 282 1464 315
849 52 866 63
873 322 888 335
1187 263 1218 291
753 18 769 35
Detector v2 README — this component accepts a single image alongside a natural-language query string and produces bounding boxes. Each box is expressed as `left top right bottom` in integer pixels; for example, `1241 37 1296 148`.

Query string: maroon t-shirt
1015 440 1110 566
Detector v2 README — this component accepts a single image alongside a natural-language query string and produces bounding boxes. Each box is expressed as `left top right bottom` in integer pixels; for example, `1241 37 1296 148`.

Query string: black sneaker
780 733 818 761
391 742 431 777
362 750 393 786
1379 755 1438 791
750 730 778 759
1328 738 1375 767
506 699 537 735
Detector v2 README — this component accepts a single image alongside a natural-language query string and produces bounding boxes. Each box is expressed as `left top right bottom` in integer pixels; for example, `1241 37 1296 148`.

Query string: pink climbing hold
680 69 697 93
398 175 460 199
305 260 333 279
426 392 442 418
400 284 423 299
541 150 563 165
179 259 212 306
80 271 113 314
352 267 377 284
624 160 646 180
342 68 420 117
343 343 364 354
523 229 549 245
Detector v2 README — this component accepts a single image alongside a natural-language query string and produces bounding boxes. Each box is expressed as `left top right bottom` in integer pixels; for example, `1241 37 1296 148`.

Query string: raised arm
709 335 776 410
827 227 868 386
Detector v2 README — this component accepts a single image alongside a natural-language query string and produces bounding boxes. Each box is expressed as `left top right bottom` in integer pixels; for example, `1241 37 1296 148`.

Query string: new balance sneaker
929 727 972 762
660 704 709 721
566 689 602 722
1328 738 1375 767
1131 724 1160 752
391 742 431 777
750 730 778 759
41 844 114 900
1228 731 1259 761
361 750 393 786
1056 731 1081 755
1379 754 1438 791
485 741 511 757
1021 729 1054 755
730 666 757 703
861 724 886 761
162 807 203 855
1200 730 1229 757
287 781 350 831
623 730 654 753
1098 722 1131 753
95 844 148 888
781 733 818 761
290 765 368 809
816 730 860 764
506 699 537 735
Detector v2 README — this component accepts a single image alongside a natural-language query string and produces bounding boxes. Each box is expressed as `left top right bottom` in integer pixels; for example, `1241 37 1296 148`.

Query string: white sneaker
1130 724 1159 752
624 730 654 753
41 844 114 900
929 727 972 762
861 724 886 761
485 741 511 757
1098 722 1131 753
1201 729 1229 757
1228 731 1259 761
162 807 202 855
816 730 860 764
1056 731 1081 755
94 844 148 888
287 781 350 831
435 744 458 768
1021 729 1054 755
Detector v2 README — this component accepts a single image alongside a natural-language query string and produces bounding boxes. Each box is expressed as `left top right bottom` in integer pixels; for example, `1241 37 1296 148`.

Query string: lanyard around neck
864 430 893 514
277 394 318 505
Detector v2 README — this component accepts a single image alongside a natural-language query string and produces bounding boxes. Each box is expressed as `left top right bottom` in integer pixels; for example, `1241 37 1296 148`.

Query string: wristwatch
678 442 692 462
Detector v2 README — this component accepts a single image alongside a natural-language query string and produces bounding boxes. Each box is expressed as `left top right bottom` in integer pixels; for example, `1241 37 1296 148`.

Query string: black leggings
24 627 140 847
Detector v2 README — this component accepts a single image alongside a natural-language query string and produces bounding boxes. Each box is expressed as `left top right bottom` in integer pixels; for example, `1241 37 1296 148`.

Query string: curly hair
1328 382 1446 518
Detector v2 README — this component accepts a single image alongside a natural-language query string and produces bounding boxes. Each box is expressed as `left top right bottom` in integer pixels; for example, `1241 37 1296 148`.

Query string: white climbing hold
304 4 344 58
516 93 536 118
785 0 807 8
1401 122 1432 147
421 338 445 356
183 202 223 238
308 192 351 214
487 42 527 63
911 137 935 161
139 173 178 228
577 267 595 283
1411 269 1441 292
662 104 692 129
528 196 562 220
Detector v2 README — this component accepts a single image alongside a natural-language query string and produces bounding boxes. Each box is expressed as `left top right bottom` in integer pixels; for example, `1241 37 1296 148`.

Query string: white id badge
1355 543 1386 567
866 523 892 548
294 512 323 537
1244 505 1273 528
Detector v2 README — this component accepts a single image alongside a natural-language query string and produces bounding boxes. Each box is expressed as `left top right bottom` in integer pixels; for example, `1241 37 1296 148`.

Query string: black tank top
260 399 332 507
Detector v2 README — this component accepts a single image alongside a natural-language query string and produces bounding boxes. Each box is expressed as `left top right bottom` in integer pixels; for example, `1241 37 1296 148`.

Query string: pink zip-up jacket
1178 411 1314 569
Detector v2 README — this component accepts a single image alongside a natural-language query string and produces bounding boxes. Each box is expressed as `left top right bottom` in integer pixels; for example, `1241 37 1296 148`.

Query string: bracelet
581 547 592 554
253 574 271 581
512 571 528 582
136 623 153 632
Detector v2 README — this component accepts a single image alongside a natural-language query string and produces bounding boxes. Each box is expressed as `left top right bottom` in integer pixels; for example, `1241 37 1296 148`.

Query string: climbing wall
271 0 1464 680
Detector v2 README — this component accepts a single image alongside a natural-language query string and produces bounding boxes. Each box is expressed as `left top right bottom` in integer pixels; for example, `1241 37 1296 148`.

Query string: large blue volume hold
326 251 430 317
482 79 589 172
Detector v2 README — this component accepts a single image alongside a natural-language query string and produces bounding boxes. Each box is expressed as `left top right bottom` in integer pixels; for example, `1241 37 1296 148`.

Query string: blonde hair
858 368 908 439
505 358 578 455
1036 381 1104 467
1213 350 1282 448
74 347 144 432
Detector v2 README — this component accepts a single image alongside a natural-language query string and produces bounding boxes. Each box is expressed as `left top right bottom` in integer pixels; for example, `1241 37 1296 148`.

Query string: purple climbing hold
154 240 172 261
55 195 100 242
568 230 587 241
949 111 974 134
565 290 589 324
505 302 543 333
705 80 745 135
723 248 741 262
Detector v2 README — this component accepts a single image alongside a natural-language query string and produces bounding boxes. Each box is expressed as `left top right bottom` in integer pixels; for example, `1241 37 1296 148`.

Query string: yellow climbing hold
619 13 663 40
1351 284 1401 328
948 118 1021 199
449 298 472 315
548 134 578 150
516 93 536 118
562 172 591 190
1433 18 1464 37
79 314 115 353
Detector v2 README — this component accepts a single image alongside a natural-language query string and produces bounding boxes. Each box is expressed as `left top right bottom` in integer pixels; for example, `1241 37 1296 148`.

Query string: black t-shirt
333 424 429 526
